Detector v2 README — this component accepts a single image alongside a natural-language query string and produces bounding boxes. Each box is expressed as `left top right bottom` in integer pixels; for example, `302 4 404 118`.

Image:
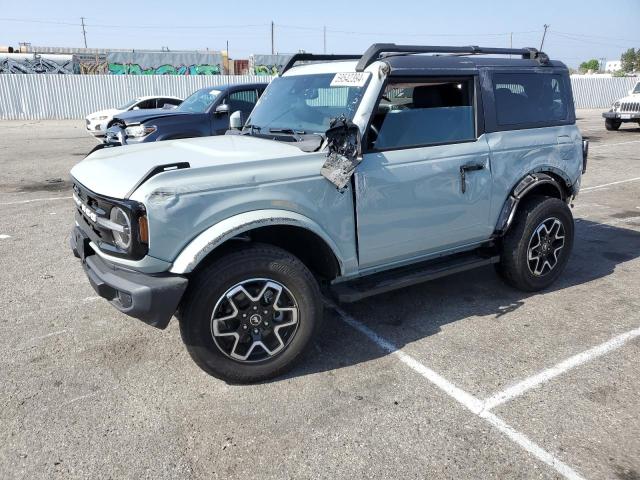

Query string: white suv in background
85 96 182 138
602 81 640 131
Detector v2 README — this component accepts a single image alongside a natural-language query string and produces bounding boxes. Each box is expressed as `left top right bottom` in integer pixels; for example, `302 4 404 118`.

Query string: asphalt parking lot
0 110 638 480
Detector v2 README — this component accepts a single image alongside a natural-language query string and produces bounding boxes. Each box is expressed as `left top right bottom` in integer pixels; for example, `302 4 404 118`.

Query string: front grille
620 102 640 112
72 180 148 260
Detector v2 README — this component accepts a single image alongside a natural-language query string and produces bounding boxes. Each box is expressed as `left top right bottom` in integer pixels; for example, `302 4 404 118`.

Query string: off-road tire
178 244 322 383
496 196 574 292
605 118 621 131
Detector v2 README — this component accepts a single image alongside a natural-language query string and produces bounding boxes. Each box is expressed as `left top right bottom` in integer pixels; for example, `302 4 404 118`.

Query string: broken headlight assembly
125 124 157 138
109 206 132 250
611 101 620 112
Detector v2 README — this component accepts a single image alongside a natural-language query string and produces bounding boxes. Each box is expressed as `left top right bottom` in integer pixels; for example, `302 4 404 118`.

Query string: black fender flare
494 172 568 236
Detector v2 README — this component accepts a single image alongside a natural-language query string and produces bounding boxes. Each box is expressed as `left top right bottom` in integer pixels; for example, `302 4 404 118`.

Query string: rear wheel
496 196 574 292
178 244 322 383
605 118 621 131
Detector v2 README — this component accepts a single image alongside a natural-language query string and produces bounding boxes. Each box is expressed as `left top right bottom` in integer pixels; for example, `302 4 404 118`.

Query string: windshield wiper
268 128 307 135
242 124 262 135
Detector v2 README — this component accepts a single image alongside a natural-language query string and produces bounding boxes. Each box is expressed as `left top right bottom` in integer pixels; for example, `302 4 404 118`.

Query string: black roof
281 43 567 75
385 55 568 76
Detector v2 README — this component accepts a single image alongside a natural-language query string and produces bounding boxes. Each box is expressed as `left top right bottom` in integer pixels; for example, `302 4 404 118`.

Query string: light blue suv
70 44 588 383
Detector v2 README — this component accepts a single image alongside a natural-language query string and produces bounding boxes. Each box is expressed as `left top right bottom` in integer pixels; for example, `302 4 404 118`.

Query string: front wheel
496 196 574 292
605 118 621 131
178 244 323 383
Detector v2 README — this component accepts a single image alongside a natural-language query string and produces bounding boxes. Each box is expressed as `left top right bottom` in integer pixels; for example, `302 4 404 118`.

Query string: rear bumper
71 227 188 329
602 111 640 121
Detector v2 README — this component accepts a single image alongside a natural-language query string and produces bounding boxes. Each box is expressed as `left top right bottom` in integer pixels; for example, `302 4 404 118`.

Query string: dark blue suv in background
104 82 268 146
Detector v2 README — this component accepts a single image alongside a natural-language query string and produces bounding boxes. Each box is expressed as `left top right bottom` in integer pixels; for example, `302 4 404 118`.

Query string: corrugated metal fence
570 76 639 109
0 74 638 120
0 75 273 120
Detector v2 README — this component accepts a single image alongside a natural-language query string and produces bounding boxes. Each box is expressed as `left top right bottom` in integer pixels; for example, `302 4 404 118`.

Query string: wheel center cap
249 314 262 327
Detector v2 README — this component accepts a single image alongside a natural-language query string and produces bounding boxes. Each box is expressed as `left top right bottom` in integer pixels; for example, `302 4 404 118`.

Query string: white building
605 60 622 72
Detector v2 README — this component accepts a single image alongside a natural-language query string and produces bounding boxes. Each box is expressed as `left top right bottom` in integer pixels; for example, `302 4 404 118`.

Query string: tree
579 59 600 73
620 48 637 73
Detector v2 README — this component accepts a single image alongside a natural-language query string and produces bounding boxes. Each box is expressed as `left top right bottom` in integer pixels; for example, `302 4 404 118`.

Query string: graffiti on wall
251 54 291 76
107 63 222 75
0 55 73 74
253 64 282 76
106 51 224 75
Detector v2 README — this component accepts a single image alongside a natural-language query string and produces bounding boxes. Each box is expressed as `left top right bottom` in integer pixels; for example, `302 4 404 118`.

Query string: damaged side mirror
320 116 362 190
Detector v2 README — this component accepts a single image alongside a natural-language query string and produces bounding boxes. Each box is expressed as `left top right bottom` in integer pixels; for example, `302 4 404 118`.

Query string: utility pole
539 24 549 51
80 17 88 48
323 25 327 54
509 32 513 58
226 40 229 74
271 21 275 55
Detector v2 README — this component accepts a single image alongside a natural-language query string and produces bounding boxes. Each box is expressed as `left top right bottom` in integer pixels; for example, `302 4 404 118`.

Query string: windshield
246 73 370 134
176 89 222 113
634 83 640 94
118 99 139 110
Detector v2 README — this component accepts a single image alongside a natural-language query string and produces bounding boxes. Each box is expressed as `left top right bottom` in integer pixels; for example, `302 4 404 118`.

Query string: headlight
612 101 620 111
125 125 157 137
109 206 132 250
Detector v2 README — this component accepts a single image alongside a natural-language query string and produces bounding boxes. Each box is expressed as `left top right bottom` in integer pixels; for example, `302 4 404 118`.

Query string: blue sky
1 0 639 68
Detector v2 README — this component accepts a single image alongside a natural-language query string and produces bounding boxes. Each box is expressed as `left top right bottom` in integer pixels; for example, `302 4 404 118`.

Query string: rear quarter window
493 73 569 127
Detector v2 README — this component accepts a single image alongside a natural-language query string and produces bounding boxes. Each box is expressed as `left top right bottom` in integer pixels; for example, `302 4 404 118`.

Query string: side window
164 98 182 106
135 99 157 110
228 89 259 116
493 73 568 127
369 79 475 151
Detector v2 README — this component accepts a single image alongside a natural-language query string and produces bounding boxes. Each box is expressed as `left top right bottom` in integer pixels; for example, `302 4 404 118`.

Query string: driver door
355 77 494 269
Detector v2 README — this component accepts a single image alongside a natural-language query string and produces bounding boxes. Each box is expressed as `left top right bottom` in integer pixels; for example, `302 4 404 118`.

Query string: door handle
557 135 572 145
460 162 485 194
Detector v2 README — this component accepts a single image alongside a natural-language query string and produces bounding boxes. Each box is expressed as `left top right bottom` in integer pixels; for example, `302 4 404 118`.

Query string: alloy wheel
526 217 566 276
210 278 299 362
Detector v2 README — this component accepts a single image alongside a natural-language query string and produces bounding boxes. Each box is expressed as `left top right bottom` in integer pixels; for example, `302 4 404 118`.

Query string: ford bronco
70 44 588 383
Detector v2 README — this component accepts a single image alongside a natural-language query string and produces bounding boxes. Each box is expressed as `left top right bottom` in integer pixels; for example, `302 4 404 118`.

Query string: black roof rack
280 53 361 75
355 43 549 71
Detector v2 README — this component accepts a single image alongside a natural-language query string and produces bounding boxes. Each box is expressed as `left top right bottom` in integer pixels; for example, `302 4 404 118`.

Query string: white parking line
589 140 640 150
581 177 640 192
333 305 586 480
482 326 640 411
0 196 72 206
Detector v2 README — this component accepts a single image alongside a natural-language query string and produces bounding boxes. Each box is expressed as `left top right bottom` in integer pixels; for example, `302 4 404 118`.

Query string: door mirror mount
320 115 362 190
215 103 230 115
229 110 244 129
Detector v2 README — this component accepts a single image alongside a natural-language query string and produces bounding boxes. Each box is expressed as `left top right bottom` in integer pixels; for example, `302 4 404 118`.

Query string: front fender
169 209 346 274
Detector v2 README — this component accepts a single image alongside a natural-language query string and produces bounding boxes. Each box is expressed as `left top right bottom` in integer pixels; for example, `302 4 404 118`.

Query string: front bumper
70 226 188 329
602 111 640 121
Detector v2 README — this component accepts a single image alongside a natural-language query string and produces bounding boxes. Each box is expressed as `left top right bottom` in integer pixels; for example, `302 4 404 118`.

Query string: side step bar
331 250 500 303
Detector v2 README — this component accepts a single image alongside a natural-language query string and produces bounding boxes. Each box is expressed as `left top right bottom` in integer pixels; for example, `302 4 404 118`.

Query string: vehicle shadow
277 218 640 382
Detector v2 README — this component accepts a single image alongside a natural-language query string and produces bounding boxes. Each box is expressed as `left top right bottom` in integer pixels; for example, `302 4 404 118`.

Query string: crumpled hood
70 134 309 199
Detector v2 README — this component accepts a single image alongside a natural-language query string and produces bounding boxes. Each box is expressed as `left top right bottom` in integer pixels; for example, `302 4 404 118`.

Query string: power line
549 31 631 49
0 17 268 30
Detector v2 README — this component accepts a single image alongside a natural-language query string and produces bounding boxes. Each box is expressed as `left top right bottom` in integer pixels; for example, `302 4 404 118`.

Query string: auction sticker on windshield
330 72 370 87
